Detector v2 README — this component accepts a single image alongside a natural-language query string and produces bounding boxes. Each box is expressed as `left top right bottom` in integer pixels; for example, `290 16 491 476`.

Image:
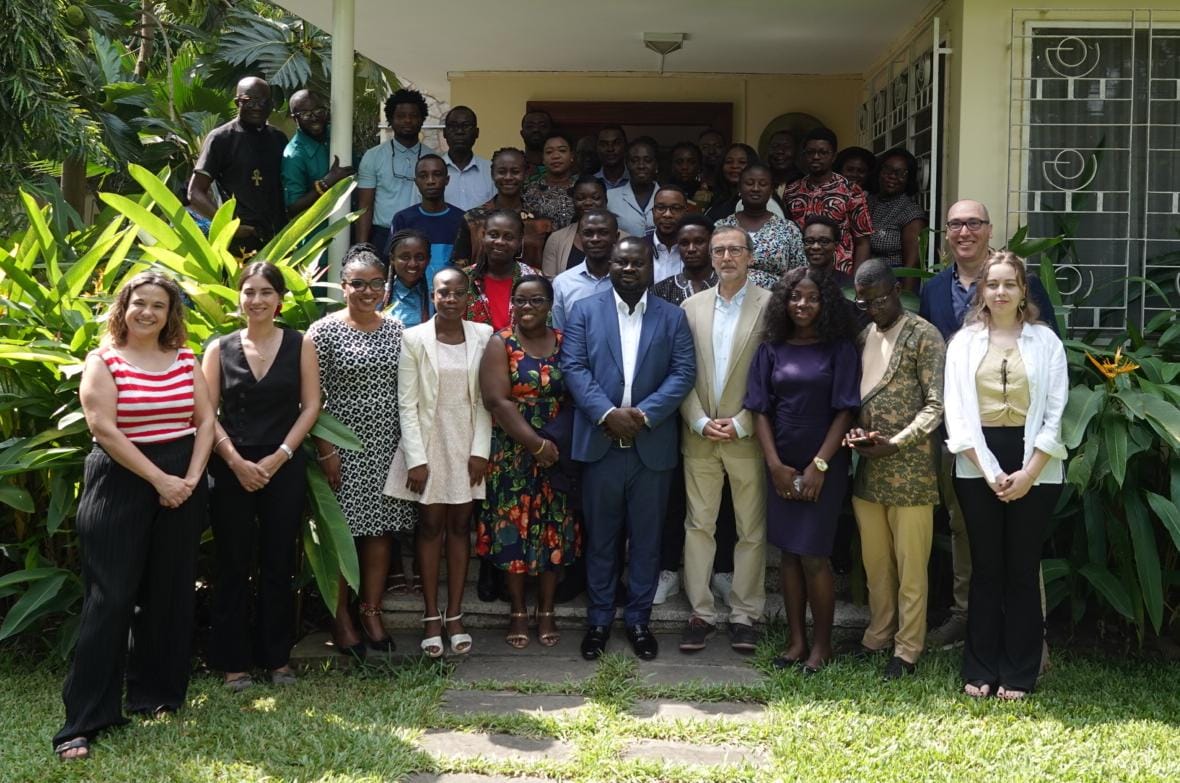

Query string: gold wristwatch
812 456 829 472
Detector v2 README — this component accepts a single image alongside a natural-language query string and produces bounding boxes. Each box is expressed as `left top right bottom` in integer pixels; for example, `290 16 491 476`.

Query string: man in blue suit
918 198 1059 651
562 237 696 661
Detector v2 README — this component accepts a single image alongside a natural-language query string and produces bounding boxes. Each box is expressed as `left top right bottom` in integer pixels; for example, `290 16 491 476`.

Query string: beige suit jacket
679 283 771 459
541 225 631 278
397 317 493 469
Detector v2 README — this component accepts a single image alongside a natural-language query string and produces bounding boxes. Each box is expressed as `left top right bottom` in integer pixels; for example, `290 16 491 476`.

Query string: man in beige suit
678 226 771 654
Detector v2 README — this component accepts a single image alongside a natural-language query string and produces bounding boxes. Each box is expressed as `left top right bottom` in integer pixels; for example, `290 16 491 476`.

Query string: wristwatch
812 456 829 472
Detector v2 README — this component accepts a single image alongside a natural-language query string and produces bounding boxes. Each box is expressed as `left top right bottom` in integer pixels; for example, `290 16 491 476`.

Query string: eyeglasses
802 237 835 247
854 294 893 311
654 204 686 214
710 245 750 258
946 218 989 232
391 141 424 183
434 289 466 301
879 165 910 178
510 296 550 309
344 279 386 292
235 96 272 108
292 108 328 121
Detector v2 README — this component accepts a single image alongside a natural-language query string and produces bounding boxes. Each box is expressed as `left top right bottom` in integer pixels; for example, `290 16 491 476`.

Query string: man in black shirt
188 76 288 255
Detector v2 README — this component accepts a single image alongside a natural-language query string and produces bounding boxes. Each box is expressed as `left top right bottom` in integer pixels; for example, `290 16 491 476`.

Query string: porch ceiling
277 0 934 99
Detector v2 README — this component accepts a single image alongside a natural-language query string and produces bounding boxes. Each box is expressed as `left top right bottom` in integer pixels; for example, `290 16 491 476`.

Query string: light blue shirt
443 153 496 211
552 261 613 329
692 283 750 438
385 277 430 326
594 167 630 190
356 139 436 227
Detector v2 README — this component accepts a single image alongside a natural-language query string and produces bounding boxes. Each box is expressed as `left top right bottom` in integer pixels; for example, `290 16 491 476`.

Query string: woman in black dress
202 262 321 689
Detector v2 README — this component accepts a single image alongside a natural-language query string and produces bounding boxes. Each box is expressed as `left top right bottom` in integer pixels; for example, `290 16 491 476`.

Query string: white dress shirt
615 289 647 408
943 321 1068 484
692 283 749 438
651 235 684 283
443 153 496 211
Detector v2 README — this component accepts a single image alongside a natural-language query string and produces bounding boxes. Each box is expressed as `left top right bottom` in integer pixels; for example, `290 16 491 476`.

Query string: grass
3 628 1179 783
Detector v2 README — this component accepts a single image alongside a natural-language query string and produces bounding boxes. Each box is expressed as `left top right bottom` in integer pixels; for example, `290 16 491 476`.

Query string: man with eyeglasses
189 76 288 255
841 259 945 679
355 88 437 252
677 227 772 655
648 186 689 283
918 199 1058 652
442 106 495 211
282 90 356 219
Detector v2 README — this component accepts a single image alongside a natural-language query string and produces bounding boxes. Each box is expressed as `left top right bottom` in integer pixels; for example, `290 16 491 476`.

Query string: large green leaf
1082 491 1107 565
1140 395 1180 450
305 461 359 591
1062 385 1105 449
1125 492 1163 633
1144 491 1180 554
1103 414 1129 487
1041 558 1070 583
311 411 364 452
1078 563 1134 621
0 572 69 640
0 482 34 512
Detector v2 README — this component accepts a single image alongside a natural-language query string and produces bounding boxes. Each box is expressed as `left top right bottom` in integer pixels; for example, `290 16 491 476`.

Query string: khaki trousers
852 497 933 663
683 445 766 626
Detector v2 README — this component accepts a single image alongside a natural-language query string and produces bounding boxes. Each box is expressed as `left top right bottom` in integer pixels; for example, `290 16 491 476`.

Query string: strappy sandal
359 602 395 652
445 612 473 655
55 737 90 761
410 573 423 596
506 611 530 650
420 614 444 658
535 610 560 647
223 673 254 693
386 571 410 595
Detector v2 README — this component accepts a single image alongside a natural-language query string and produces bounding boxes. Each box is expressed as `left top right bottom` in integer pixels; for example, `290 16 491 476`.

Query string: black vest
219 328 302 446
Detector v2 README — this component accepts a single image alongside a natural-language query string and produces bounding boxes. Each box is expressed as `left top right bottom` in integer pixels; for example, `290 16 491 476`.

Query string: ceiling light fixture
643 33 686 74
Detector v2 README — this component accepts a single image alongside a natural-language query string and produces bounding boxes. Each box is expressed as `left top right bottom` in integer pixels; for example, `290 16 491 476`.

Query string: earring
275 304 282 317
1017 299 1026 315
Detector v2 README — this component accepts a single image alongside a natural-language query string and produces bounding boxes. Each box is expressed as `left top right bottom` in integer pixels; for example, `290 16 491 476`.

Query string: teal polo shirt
281 127 331 209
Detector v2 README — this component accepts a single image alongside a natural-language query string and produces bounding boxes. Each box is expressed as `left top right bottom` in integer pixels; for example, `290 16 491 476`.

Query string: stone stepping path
623 738 765 766
417 729 575 762
440 689 769 724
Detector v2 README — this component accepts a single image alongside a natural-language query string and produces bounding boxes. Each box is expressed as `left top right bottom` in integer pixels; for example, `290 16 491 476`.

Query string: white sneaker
710 572 734 605
653 570 681 605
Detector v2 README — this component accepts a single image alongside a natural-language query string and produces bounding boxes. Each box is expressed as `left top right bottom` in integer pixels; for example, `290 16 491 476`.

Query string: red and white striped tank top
100 346 197 443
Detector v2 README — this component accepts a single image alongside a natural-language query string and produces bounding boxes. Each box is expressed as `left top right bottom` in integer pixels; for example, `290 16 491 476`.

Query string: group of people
51 76 1068 762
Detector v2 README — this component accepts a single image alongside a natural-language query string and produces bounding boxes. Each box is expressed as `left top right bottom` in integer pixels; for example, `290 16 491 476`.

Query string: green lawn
4 635 1178 783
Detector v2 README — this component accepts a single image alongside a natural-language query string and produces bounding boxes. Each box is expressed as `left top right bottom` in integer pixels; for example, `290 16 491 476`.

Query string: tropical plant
0 165 361 654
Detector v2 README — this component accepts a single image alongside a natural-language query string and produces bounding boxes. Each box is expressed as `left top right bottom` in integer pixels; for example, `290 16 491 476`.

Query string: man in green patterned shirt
843 259 945 679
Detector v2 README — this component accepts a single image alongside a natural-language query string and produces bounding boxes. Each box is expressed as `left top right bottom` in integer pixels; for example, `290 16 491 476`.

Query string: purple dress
744 339 861 556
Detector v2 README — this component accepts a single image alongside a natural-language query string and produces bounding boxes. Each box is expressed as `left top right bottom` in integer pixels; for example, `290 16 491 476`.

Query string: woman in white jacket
386 267 493 657
943 251 1067 700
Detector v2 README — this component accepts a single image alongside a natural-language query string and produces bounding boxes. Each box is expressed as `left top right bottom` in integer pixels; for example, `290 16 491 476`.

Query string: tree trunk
133 0 154 80
60 154 87 219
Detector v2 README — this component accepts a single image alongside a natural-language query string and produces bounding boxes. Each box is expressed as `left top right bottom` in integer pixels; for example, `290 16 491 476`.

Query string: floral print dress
476 329 580 574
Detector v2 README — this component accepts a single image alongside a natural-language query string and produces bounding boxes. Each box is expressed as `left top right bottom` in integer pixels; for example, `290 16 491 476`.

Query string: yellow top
976 343 1029 426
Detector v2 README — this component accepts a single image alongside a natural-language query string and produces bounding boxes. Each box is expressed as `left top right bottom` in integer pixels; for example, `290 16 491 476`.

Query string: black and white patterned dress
307 314 418 534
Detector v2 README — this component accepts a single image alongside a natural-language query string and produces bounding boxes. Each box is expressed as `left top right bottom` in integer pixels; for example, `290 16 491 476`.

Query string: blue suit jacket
560 289 696 471
919 265 1059 341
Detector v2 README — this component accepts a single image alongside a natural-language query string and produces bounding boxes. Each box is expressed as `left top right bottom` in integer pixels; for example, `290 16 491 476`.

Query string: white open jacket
943 321 1069 485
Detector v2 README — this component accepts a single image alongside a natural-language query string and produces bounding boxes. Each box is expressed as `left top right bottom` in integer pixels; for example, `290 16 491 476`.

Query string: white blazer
943 321 1068 485
607 183 657 237
396 317 493 469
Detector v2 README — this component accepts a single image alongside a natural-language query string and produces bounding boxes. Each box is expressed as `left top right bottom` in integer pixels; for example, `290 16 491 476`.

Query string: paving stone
404 775 550 783
418 729 574 762
630 699 768 722
623 738 764 767
442 690 588 719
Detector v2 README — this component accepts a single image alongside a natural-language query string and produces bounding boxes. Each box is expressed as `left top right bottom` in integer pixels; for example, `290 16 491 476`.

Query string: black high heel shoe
359 602 395 652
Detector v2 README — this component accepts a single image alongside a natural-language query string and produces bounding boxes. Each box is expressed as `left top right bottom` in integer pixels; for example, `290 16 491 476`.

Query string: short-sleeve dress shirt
356 139 437 227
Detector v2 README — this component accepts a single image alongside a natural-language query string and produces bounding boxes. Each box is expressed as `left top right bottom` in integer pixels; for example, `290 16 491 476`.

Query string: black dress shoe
626 624 659 660
581 625 610 660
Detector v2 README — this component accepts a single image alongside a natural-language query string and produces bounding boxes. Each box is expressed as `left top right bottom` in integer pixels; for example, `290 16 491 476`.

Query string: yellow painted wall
940 0 1179 237
448 71 863 158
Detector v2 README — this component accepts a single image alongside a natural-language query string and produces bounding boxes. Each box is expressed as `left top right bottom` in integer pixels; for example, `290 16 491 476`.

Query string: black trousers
660 461 737 573
54 437 205 748
955 427 1060 692
207 447 307 672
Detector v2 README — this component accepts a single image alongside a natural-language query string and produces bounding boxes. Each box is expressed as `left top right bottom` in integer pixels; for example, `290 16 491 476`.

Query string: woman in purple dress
745 266 860 674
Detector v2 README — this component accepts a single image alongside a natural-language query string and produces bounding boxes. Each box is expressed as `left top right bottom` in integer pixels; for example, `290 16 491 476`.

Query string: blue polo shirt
388 203 465 289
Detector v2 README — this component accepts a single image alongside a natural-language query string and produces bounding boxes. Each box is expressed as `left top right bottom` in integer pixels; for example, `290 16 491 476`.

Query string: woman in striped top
53 273 214 761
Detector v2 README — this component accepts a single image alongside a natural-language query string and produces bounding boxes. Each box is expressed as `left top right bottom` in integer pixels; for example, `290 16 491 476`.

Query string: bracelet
214 435 231 452
314 179 327 195
533 439 548 456
278 443 295 460
316 449 338 462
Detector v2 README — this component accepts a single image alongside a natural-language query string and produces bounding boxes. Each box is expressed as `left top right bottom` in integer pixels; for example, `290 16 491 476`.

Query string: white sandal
420 614 444 658
445 612 473 655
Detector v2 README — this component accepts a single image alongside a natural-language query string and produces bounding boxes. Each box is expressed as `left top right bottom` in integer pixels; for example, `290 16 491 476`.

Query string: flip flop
55 737 90 761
